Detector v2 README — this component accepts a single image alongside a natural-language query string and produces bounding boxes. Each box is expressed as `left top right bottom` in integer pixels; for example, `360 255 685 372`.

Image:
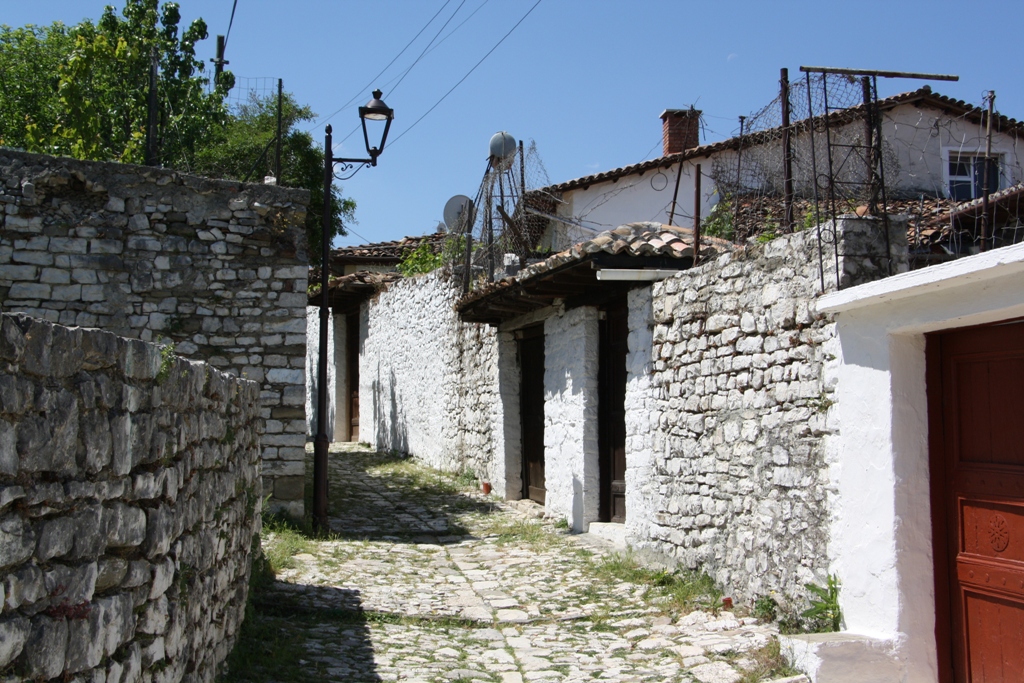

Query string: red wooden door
519 327 546 504
929 320 1024 682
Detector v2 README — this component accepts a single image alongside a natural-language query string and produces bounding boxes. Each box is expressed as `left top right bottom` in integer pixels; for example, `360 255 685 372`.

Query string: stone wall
627 217 907 607
0 150 309 516
359 270 505 482
0 313 261 682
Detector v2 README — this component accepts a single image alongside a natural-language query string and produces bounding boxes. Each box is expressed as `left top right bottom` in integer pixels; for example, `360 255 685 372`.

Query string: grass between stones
738 638 800 683
589 552 722 616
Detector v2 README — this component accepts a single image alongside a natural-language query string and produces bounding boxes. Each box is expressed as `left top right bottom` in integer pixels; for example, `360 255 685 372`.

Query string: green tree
193 93 356 265
1 0 231 166
0 23 75 151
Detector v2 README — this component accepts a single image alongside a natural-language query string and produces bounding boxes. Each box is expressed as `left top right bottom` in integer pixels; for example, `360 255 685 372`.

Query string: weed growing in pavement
590 552 721 615
486 518 559 548
802 573 842 632
753 594 779 622
261 515 319 573
738 637 800 683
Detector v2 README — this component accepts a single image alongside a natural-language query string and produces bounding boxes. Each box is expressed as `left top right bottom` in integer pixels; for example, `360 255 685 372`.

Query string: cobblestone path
222 444 804 683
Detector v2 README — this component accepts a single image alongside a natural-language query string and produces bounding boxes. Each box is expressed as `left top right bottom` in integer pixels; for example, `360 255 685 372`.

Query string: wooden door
347 313 360 442
928 319 1024 682
519 327 546 504
599 300 628 523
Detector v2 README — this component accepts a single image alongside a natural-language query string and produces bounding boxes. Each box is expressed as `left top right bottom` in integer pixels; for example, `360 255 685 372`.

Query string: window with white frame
948 153 1001 201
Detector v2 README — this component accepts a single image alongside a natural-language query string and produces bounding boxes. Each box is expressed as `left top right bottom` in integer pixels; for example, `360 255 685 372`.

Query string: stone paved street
221 444 805 683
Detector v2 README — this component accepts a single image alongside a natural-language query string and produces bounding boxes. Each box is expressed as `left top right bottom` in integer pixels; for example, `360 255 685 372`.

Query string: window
948 154 1000 201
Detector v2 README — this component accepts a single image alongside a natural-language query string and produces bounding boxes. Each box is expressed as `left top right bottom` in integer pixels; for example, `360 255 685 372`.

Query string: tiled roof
331 231 446 263
538 87 1024 195
307 270 403 308
457 222 729 312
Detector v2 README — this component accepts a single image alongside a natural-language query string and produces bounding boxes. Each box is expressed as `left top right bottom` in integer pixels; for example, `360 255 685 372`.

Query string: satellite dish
443 195 475 233
489 131 517 160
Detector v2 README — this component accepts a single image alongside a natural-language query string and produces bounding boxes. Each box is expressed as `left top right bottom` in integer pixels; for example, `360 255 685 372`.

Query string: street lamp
314 89 394 531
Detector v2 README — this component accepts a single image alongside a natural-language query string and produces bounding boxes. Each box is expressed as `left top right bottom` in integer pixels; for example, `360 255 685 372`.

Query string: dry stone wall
627 217 907 608
359 271 505 484
0 313 261 683
0 150 309 515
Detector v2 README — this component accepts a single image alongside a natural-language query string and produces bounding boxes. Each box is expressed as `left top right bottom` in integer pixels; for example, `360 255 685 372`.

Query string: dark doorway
346 312 360 442
519 326 545 504
599 297 628 523
927 319 1024 682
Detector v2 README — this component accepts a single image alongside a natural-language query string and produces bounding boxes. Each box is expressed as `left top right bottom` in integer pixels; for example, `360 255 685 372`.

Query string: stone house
538 87 1024 256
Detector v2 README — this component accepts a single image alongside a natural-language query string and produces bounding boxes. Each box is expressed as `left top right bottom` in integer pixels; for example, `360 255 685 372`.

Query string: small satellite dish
489 131 517 160
443 195 475 233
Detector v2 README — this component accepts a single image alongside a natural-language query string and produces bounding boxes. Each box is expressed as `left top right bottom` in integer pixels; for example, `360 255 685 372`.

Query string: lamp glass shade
360 89 393 122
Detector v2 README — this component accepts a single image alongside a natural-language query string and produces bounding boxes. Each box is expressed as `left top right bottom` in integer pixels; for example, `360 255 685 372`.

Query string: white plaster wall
818 241 1024 680
305 306 336 439
542 306 600 531
360 272 457 467
496 331 522 498
554 157 716 248
358 270 505 476
624 286 657 545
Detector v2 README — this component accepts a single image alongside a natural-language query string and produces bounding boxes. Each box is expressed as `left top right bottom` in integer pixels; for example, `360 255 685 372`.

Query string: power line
223 0 239 49
389 0 467 95
389 0 544 147
307 0 454 133
332 0 492 151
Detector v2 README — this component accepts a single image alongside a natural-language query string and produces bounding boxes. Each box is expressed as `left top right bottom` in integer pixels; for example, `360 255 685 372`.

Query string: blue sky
6 1 1022 247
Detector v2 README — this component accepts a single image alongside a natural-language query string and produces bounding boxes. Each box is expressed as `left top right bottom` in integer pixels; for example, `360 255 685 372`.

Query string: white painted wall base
781 634 902 683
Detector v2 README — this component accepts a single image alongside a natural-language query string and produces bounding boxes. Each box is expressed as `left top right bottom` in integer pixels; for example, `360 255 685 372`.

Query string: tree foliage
0 0 355 264
192 93 355 266
0 0 231 166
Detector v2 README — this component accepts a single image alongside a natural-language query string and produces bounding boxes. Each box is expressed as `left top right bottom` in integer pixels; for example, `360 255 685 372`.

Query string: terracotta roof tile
457 222 730 310
331 231 446 263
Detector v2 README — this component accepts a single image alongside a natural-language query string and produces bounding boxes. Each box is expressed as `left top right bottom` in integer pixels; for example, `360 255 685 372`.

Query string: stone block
0 615 29 669
105 197 125 212
23 615 68 680
96 593 135 656
149 557 175 600
8 282 51 299
35 516 76 561
65 604 104 673
273 476 305 501
104 502 147 548
11 250 53 266
44 561 97 605
137 594 169 635
95 558 128 592
51 284 83 301
266 368 304 385
49 237 88 254
0 514 35 569
0 420 15 476
0 264 37 281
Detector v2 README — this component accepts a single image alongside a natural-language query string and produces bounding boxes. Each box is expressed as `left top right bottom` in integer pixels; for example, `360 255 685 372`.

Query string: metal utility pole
780 69 794 231
212 35 229 84
693 164 702 265
981 90 995 252
275 79 284 183
861 76 877 214
145 48 159 166
733 115 745 233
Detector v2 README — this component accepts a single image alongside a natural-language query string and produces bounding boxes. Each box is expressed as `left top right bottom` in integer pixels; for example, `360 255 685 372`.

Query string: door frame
518 324 545 503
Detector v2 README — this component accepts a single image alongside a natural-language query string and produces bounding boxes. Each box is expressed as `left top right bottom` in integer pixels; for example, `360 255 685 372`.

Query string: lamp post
314 89 394 531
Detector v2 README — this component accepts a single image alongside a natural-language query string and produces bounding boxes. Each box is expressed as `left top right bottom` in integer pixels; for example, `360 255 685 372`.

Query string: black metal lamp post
314 89 394 531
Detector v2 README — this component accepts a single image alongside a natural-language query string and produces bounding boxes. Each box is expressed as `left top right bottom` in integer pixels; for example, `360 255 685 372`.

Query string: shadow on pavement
302 445 501 541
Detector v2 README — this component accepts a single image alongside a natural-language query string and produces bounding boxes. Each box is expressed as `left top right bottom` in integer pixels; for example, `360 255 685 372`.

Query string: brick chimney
660 108 702 156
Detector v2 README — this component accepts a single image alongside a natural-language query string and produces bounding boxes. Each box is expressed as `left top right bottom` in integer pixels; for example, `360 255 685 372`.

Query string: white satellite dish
443 195 475 233
489 131 517 160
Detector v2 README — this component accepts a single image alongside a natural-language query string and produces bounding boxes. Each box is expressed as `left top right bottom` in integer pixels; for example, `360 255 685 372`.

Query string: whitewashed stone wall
542 306 600 531
0 313 261 682
304 307 336 439
627 217 907 608
0 150 309 516
359 271 506 482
